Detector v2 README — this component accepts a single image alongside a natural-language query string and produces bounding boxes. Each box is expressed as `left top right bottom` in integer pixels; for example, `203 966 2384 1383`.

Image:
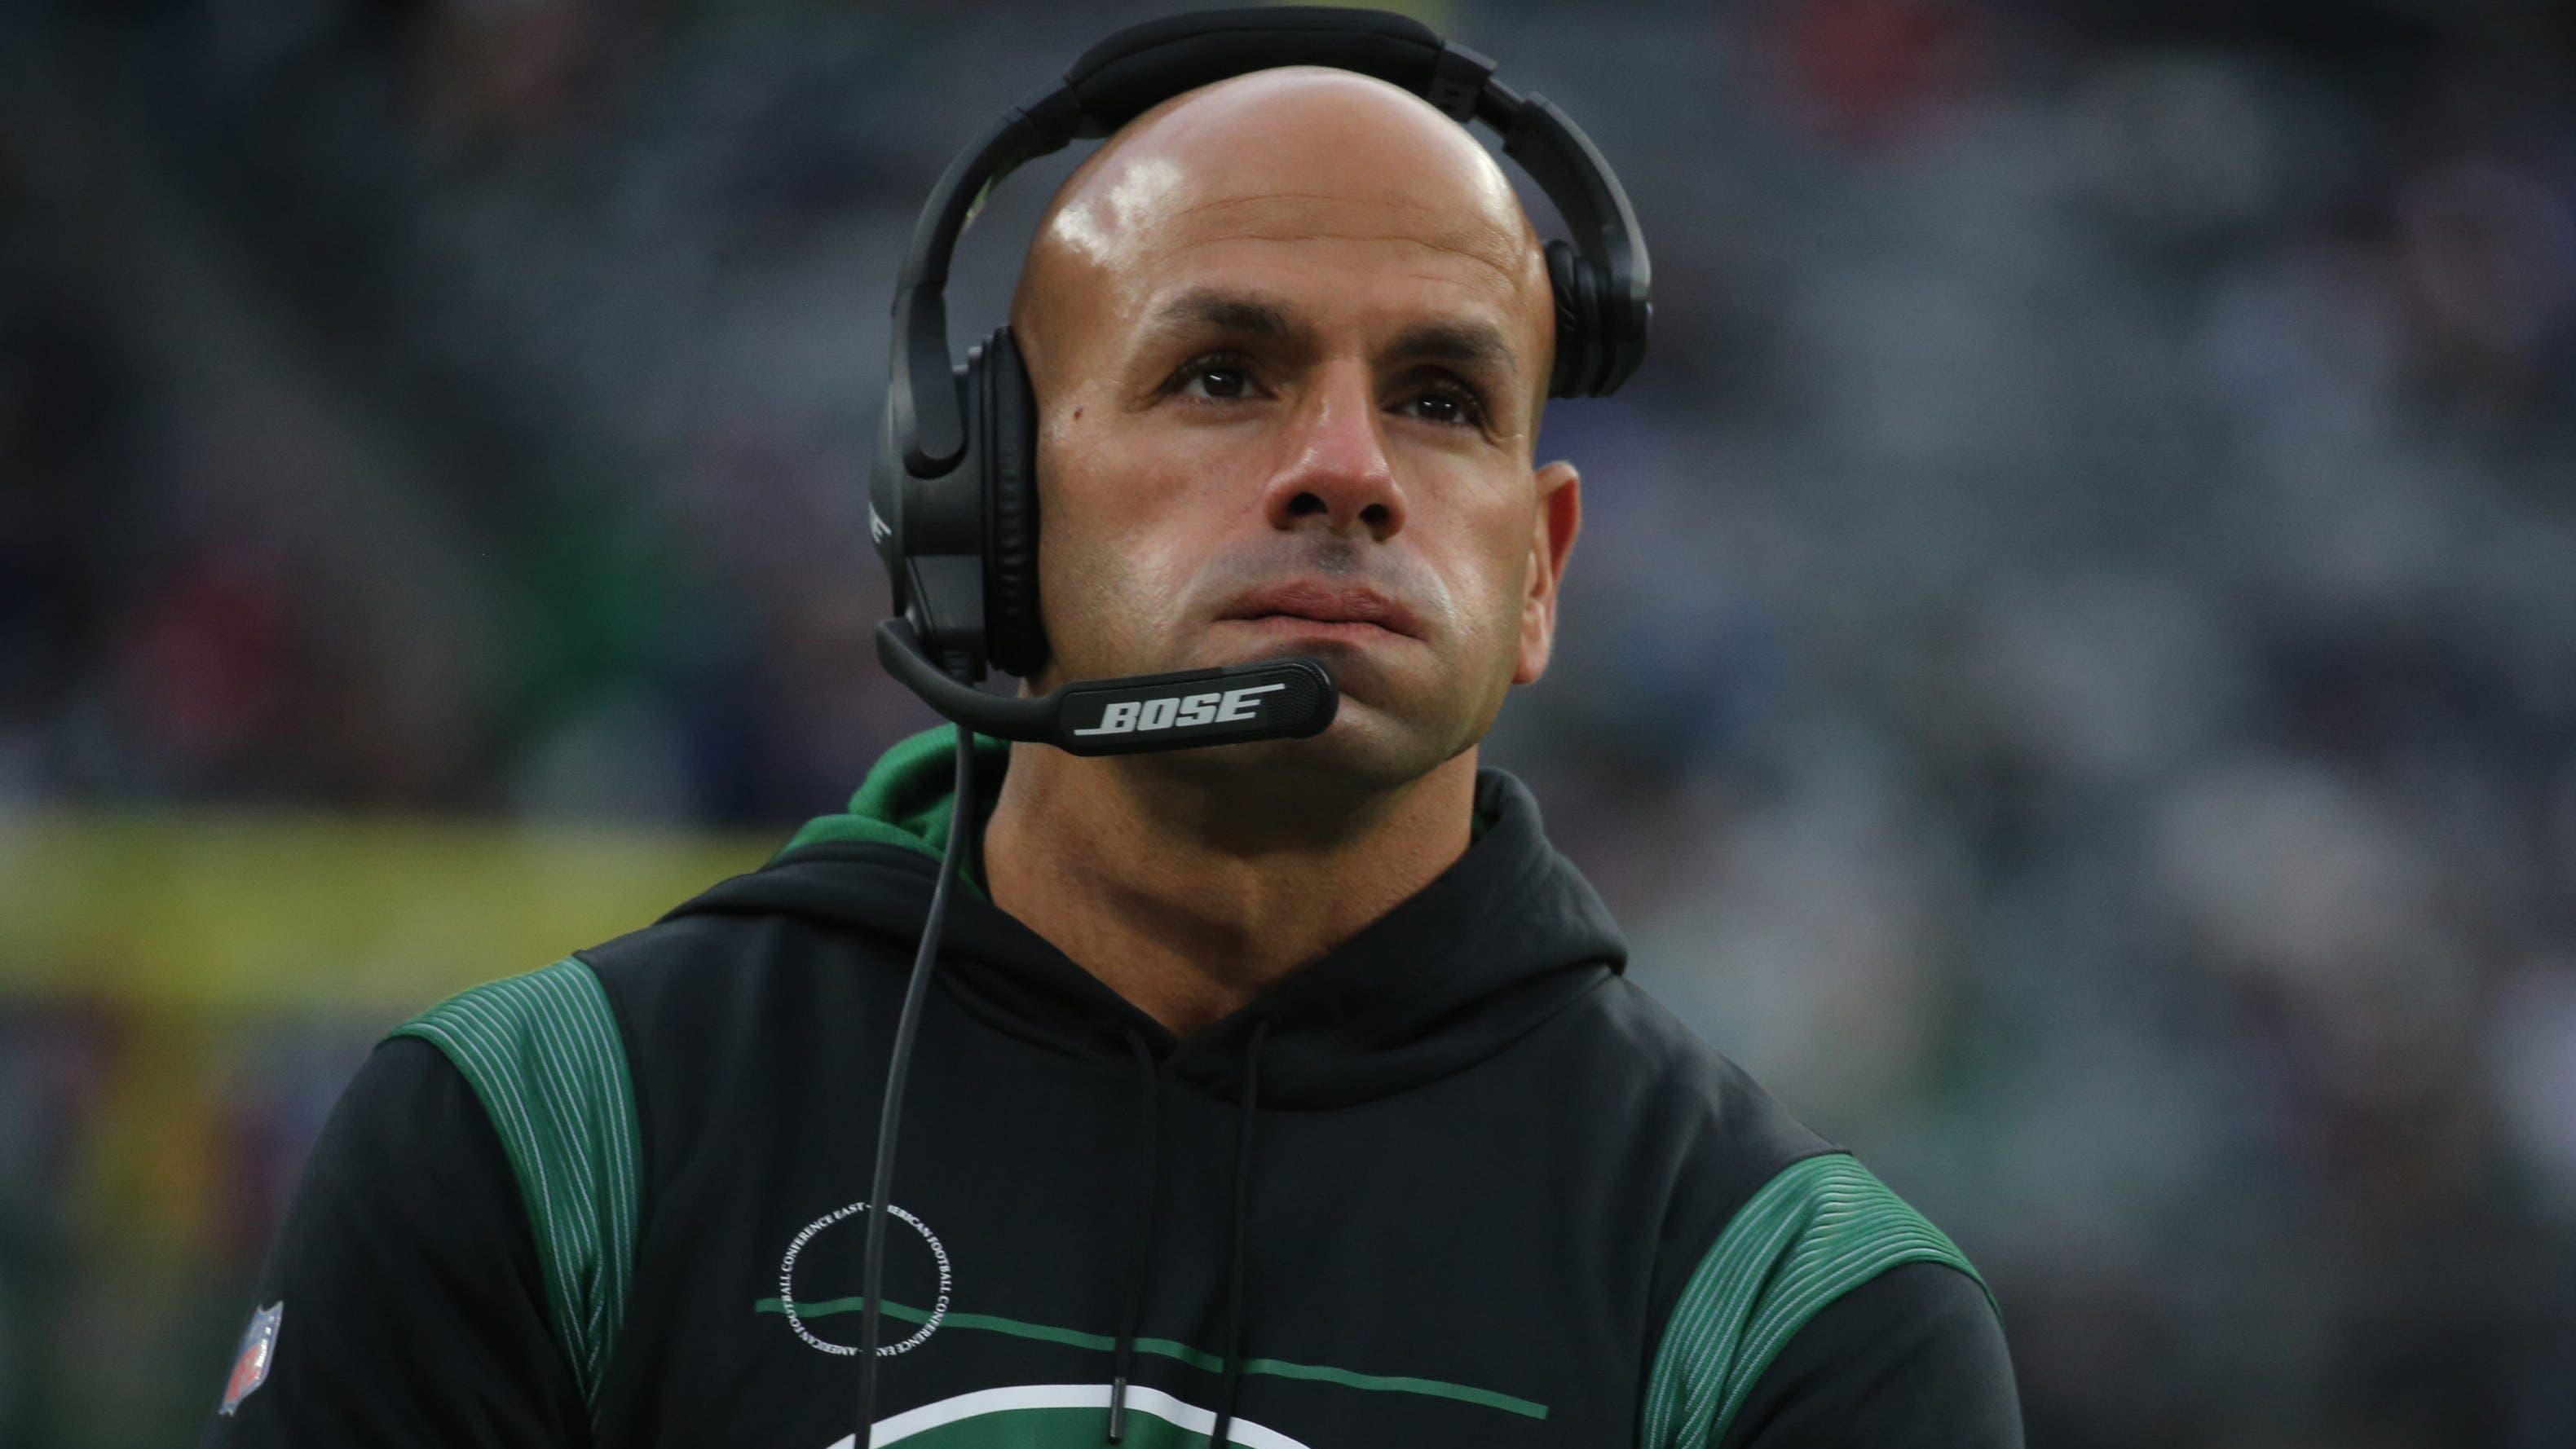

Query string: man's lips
1216 581 1423 640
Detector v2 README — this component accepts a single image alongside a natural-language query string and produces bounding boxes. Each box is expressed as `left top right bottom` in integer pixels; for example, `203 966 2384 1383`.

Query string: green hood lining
774 724 1011 898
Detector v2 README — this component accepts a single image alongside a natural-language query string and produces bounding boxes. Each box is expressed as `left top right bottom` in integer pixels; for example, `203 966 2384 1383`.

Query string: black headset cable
855 718 977 1449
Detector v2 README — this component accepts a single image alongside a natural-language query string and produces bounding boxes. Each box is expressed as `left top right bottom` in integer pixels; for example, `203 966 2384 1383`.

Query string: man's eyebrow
1383 319 1521 384
1137 288 1523 387
1140 288 1309 346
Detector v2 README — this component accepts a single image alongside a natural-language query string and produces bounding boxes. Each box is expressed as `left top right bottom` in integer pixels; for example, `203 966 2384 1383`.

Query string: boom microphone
874 619 1339 756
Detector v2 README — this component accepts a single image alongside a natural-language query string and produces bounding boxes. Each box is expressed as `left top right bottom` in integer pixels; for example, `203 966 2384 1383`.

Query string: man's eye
1176 359 1255 401
1397 386 1484 429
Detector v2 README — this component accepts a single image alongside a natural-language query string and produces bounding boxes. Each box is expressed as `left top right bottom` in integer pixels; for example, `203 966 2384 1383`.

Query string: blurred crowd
6 1 2576 1445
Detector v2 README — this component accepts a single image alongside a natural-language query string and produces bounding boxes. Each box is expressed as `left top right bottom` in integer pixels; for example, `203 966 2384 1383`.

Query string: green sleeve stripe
392 956 641 1415
1640 1153 1992 1449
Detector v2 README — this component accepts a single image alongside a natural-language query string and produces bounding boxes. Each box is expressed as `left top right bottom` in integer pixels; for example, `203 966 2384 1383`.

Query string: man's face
1014 69 1581 789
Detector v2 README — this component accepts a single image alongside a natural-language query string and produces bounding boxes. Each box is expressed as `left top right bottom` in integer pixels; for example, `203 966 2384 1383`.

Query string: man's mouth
1215 581 1423 641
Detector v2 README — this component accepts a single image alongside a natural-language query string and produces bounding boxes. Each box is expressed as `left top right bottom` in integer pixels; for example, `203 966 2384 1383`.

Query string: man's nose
1259 365 1407 543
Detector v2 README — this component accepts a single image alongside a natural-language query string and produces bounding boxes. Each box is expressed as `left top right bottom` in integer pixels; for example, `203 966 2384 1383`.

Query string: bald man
205 55 2020 1449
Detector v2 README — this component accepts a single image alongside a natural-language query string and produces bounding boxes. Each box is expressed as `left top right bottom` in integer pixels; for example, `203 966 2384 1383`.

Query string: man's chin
1131 691 1452 794
1210 628 1418 702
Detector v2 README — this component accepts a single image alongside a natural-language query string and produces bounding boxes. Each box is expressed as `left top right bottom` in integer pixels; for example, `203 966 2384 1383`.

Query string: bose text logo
1070 682 1289 738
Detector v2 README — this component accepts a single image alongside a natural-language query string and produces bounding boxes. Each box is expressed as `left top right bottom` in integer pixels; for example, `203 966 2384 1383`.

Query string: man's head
1009 65 1582 793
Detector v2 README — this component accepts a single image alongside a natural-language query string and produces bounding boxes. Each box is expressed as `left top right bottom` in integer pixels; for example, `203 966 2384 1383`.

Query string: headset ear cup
1543 239 1606 398
981 326 1047 678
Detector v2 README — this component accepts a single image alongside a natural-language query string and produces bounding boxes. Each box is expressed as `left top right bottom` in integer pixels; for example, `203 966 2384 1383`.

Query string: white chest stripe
817 1381 1311 1449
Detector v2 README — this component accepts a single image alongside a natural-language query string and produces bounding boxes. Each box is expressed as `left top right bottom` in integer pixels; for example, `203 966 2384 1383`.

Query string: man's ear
1513 460 1581 687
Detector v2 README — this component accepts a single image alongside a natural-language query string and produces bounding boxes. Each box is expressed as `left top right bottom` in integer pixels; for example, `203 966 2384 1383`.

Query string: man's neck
981 745 1479 1037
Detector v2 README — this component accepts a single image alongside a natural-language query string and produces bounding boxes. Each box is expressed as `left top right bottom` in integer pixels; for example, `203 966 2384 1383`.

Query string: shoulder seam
390 957 642 1420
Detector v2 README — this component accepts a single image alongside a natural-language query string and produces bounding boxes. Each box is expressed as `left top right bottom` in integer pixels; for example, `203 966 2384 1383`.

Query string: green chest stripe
752 1295 1548 1421
1640 1153 1992 1448
394 956 641 1417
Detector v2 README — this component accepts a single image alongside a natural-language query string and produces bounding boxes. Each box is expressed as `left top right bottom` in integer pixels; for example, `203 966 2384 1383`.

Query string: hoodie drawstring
1101 1018 1270 1448
1106 1028 1161 1443
1208 1019 1269 1449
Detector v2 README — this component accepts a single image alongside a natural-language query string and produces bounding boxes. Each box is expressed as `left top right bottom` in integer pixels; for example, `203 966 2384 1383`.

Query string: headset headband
886 6 1652 477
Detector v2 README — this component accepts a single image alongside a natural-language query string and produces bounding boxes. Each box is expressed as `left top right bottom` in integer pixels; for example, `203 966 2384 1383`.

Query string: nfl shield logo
218 1303 283 1415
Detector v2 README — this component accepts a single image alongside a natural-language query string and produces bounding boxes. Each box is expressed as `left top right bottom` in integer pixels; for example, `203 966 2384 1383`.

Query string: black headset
852 13 1652 1445
867 4 1652 698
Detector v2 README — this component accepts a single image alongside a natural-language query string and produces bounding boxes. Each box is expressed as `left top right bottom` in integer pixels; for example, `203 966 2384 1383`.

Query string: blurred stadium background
6 0 2576 1444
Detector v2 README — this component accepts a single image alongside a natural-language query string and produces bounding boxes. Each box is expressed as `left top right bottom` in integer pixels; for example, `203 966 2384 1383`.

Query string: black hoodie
202 725 2021 1448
